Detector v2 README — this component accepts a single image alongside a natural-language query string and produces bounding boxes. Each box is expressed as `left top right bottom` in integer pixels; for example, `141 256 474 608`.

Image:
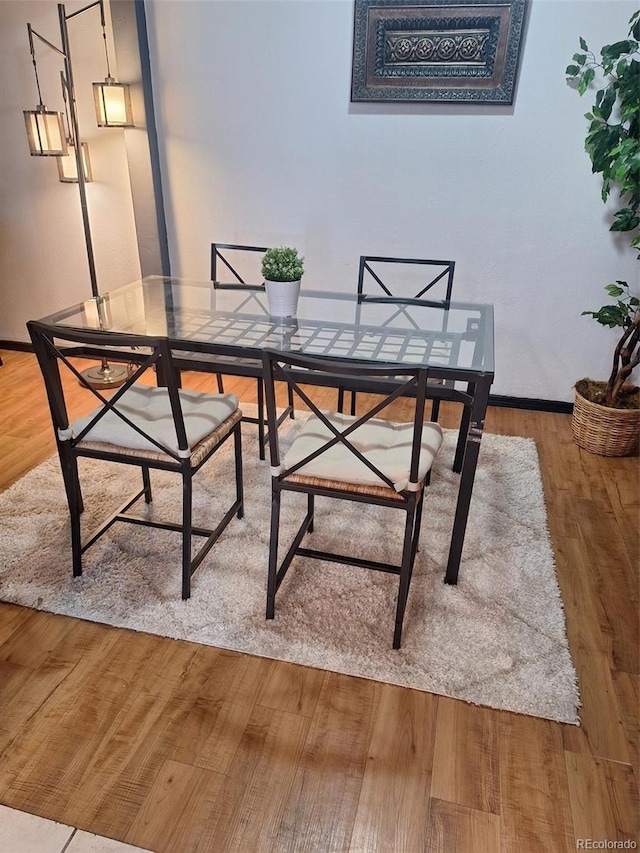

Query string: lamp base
80 360 131 390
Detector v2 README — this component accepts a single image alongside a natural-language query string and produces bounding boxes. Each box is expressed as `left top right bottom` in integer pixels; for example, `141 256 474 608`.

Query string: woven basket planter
572 388 640 456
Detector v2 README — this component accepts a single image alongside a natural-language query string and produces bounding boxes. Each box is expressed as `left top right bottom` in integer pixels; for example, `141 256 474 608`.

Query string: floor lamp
24 2 135 388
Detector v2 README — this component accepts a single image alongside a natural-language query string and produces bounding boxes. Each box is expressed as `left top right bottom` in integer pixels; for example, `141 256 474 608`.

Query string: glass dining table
36 275 495 585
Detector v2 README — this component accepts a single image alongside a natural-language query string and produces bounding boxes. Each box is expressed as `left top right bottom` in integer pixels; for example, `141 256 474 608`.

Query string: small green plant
566 11 640 408
261 247 304 282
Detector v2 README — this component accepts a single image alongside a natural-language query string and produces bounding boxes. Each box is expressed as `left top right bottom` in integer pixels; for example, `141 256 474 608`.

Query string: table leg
156 359 182 389
444 378 491 585
453 382 475 473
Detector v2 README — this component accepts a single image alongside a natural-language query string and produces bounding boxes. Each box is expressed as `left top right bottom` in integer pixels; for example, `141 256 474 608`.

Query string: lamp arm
58 3 99 300
64 0 111 78
59 71 74 143
65 0 104 24
27 24 67 60
27 23 67 107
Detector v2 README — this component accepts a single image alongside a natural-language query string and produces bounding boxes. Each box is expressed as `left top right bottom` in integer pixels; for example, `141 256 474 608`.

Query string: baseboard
0 340 574 413
0 340 33 353
488 394 573 414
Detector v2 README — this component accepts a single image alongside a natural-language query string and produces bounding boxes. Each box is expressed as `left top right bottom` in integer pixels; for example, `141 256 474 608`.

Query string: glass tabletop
40 276 494 378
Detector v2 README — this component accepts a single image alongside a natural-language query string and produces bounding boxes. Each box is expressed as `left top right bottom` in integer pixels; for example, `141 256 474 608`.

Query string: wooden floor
0 348 638 852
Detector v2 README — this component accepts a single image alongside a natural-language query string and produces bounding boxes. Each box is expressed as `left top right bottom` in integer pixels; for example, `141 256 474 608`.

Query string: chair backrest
357 255 455 304
27 321 211 461
210 243 268 288
262 349 430 492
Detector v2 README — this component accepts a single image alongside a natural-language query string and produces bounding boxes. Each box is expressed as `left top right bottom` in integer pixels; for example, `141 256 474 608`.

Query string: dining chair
262 348 444 649
338 254 470 473
338 255 455 417
208 242 295 459
27 320 244 599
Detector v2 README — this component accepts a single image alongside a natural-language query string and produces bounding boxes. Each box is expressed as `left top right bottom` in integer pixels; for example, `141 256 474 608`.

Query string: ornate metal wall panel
351 0 527 103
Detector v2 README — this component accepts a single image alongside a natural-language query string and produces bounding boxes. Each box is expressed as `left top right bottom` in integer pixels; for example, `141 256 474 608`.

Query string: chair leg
266 486 281 619
68 460 84 515
256 378 266 461
142 466 152 503
409 490 425 564
59 447 84 517
393 501 418 649
337 387 357 415
216 373 225 393
430 398 441 422
234 424 244 519
60 454 83 577
182 471 193 600
307 493 315 534
287 383 295 419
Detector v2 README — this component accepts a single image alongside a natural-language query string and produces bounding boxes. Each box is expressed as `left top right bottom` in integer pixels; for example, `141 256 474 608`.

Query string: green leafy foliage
567 12 640 406
566 11 640 256
582 281 639 328
261 247 304 283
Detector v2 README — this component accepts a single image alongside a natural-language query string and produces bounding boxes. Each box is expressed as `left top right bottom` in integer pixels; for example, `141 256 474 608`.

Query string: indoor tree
566 10 640 408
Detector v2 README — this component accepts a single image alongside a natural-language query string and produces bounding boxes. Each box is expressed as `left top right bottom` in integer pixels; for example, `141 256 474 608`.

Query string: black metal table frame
38 285 494 585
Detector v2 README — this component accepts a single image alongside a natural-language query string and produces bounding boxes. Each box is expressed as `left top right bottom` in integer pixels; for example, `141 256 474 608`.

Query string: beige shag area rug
0 415 580 724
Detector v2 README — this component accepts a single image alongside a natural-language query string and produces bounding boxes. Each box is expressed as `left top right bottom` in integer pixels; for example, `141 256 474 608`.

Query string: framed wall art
351 0 528 104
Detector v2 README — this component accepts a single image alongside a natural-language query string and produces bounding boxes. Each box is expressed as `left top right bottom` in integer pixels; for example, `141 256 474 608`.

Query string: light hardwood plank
574 497 639 675
427 797 501 853
178 704 311 853
0 610 75 669
164 649 272 774
349 683 437 852
565 750 638 846
256 658 327 718
563 650 632 765
85 644 229 840
431 696 501 815
126 758 225 853
611 670 640 787
0 603 33 647
276 672 381 853
499 714 575 853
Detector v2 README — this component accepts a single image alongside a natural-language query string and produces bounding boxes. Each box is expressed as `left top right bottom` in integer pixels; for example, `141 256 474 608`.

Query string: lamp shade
24 107 67 156
57 140 92 183
92 77 134 127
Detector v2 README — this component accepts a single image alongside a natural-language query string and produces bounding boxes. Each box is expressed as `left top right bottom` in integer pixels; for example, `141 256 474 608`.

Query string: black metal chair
338 255 455 417
262 349 444 649
27 320 244 599
208 243 294 459
338 255 470 473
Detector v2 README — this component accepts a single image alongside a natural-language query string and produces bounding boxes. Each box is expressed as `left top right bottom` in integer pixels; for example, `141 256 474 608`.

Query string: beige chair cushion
69 386 239 455
284 411 443 492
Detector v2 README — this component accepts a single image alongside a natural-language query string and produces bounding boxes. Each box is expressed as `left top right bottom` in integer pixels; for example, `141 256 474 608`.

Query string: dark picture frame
351 0 527 104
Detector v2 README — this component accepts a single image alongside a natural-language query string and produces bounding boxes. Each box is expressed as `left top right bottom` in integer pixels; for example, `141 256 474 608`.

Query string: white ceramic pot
264 279 301 317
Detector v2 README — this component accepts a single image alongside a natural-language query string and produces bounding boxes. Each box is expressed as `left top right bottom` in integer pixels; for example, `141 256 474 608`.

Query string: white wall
0 0 141 343
145 0 638 402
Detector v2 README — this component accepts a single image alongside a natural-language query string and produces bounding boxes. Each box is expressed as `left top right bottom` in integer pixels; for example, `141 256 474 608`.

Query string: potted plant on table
566 11 640 455
261 246 305 317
